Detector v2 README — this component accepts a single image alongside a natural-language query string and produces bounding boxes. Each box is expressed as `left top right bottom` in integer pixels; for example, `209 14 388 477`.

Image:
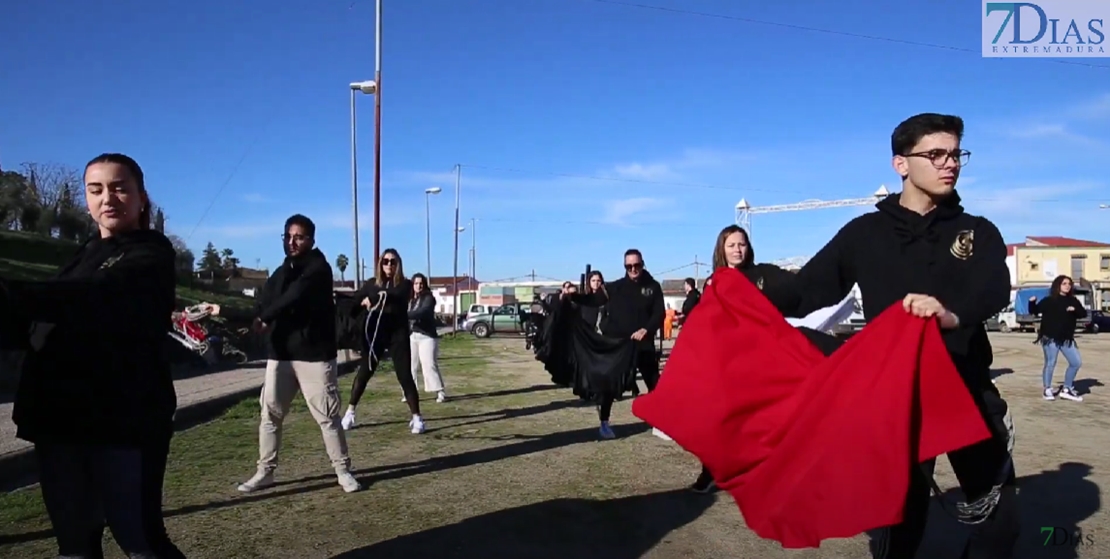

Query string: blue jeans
1042 340 1082 389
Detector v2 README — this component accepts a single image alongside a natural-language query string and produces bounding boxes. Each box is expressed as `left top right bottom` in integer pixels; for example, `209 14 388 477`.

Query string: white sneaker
599 421 615 439
1059 386 1084 402
341 410 357 430
336 471 362 493
237 470 275 493
436 391 447 403
1043 387 1056 401
410 415 426 434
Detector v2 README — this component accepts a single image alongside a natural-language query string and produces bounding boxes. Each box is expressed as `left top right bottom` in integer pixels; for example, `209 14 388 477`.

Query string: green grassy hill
0 230 256 310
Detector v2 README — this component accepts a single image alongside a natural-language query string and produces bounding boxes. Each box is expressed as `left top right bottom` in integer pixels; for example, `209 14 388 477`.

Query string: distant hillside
0 230 256 310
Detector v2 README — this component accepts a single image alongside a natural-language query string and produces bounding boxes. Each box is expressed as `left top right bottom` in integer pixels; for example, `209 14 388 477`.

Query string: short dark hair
284 214 316 237
85 153 151 229
891 113 964 156
624 248 643 260
684 277 696 289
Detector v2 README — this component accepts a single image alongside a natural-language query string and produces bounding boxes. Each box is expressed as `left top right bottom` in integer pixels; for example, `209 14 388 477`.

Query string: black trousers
634 348 660 392
349 329 419 414
869 388 1019 559
37 443 155 558
88 429 186 559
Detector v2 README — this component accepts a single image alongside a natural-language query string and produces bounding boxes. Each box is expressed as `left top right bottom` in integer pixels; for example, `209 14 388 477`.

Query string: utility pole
694 255 699 280
531 269 536 282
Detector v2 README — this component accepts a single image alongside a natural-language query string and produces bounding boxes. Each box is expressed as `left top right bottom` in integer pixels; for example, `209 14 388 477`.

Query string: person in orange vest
663 304 676 340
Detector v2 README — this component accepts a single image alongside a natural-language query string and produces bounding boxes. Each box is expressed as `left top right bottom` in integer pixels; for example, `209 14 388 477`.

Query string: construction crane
735 185 890 234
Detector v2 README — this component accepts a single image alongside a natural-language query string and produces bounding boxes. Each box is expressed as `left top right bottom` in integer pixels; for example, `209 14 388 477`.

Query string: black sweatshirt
680 288 701 318
789 192 1010 388
603 270 665 349
1030 294 1086 345
353 277 413 342
2 230 177 446
258 248 338 362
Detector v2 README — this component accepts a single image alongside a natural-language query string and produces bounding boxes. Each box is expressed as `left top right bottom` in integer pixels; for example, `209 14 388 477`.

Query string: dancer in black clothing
0 153 176 559
679 277 700 323
341 248 426 434
604 249 665 393
786 113 1017 559
688 224 843 494
1029 274 1087 401
564 271 638 439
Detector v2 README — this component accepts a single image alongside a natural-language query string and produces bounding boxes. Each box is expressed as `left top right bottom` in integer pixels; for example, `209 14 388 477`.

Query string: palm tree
336 254 349 282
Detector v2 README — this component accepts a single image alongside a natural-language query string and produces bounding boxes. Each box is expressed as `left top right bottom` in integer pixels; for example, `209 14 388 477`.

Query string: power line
460 163 1104 203
584 0 1110 71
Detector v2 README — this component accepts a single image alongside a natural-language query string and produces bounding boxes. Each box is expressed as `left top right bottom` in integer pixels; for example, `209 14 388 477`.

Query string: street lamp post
468 218 477 291
372 0 384 274
348 79 377 288
451 164 462 334
424 187 441 278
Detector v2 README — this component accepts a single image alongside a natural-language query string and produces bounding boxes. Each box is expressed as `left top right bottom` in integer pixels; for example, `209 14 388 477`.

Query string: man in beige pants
214 215 360 494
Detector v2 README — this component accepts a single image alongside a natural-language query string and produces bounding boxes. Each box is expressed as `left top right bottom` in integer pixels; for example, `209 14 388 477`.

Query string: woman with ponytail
0 153 180 558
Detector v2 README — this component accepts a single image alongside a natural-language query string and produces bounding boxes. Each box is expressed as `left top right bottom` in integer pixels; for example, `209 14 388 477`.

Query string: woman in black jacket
407 273 447 403
0 153 179 558
688 225 843 494
1030 274 1087 402
340 248 425 434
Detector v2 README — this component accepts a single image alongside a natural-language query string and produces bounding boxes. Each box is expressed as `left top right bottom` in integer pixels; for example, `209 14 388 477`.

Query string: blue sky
2 0 1108 284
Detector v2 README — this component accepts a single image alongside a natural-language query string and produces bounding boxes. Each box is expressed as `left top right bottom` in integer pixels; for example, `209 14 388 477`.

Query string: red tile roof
1025 236 1110 248
1006 243 1023 256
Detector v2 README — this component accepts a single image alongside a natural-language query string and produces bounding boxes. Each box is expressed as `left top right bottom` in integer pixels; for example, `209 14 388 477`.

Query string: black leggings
89 428 186 559
37 443 153 558
598 395 614 422
350 330 420 415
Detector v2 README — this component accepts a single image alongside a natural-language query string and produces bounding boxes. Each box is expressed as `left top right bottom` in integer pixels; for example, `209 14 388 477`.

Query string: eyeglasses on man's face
903 149 971 168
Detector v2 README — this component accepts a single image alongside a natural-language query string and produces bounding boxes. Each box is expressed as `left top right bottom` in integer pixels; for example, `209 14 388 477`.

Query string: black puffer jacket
408 291 438 338
2 230 177 446
257 248 338 362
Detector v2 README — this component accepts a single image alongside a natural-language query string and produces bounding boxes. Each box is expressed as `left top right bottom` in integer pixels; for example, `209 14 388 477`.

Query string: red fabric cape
631 268 991 548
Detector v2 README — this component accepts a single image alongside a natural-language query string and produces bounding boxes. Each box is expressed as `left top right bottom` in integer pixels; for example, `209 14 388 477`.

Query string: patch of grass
1 336 797 559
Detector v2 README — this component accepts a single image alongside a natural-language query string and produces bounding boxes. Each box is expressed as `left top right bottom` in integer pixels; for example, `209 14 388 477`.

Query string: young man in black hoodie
604 249 665 392
234 215 361 494
787 114 1017 558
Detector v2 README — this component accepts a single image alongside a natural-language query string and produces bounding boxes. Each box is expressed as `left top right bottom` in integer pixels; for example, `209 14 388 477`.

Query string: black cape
534 295 636 401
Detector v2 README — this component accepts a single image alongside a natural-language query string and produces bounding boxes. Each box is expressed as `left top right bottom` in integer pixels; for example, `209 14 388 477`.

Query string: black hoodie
603 270 665 349
789 191 1010 388
258 247 338 362
2 230 177 446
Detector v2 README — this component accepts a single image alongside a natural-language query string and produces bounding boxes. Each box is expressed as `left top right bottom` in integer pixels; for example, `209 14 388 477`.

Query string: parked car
464 303 530 338
1087 310 1110 334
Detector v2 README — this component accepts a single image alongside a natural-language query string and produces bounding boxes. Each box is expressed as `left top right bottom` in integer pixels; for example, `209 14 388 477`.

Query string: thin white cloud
601 197 670 226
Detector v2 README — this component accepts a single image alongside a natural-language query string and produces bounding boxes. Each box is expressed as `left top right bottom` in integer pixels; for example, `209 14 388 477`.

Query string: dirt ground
1 333 1108 558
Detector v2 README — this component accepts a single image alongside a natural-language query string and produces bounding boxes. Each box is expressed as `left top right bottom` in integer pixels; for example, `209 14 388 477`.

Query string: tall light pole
451 164 462 334
349 79 377 287
424 187 441 278
468 218 477 291
371 0 384 274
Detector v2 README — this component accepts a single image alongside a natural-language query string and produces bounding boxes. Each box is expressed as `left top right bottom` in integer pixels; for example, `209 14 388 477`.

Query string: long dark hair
1049 274 1074 297
587 270 606 295
712 224 754 270
85 153 151 230
411 272 431 300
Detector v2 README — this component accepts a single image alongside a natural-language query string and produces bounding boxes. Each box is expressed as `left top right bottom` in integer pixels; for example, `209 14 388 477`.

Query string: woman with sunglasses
341 249 426 434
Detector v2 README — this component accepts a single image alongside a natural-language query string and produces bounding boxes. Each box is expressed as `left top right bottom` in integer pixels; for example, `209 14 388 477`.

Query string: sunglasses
624 262 644 271
381 258 397 266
